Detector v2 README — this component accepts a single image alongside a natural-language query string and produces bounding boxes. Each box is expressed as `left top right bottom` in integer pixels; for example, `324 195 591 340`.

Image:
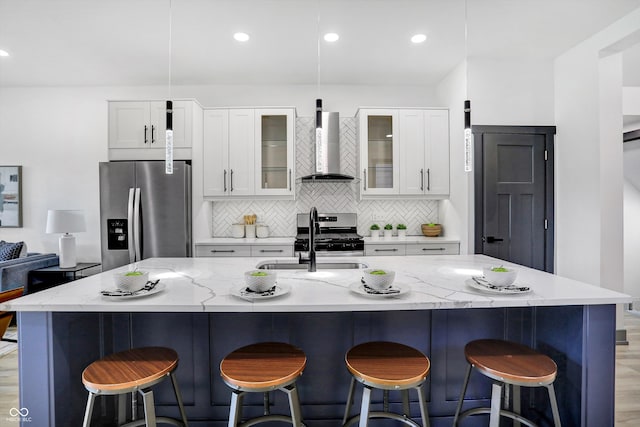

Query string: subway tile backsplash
211 117 438 237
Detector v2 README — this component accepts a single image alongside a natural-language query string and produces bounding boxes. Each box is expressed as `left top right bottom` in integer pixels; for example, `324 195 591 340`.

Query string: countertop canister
256 224 270 238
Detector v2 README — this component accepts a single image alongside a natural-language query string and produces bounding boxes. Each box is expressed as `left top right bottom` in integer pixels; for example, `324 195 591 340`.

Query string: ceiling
1 0 640 87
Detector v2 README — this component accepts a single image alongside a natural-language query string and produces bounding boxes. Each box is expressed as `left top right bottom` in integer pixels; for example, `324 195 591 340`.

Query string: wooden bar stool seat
220 342 306 427
82 346 188 427
342 341 430 427
453 339 561 427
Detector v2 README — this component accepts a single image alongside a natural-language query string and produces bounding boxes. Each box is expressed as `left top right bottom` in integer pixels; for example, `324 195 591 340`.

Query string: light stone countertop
4 255 630 313
196 237 295 245
363 236 460 244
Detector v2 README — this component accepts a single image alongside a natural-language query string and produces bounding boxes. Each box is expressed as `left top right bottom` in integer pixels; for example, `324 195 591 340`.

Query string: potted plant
421 222 442 237
370 223 380 240
383 223 393 239
397 223 407 239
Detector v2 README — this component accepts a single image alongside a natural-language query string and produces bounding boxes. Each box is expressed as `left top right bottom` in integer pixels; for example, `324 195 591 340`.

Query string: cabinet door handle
374 248 398 252
211 249 235 253
363 169 367 191
422 247 445 251
420 169 424 191
223 170 227 193
230 169 234 192
427 168 431 191
260 249 284 253
151 125 155 143
289 169 292 191
144 125 148 144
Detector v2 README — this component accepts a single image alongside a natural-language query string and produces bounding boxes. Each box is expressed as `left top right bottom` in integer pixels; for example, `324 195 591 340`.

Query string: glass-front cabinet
358 109 400 196
255 108 295 196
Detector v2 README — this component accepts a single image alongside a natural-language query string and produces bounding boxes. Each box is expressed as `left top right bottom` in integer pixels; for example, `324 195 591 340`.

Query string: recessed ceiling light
233 32 250 42
0 49 9 57
411 34 427 44
324 33 339 42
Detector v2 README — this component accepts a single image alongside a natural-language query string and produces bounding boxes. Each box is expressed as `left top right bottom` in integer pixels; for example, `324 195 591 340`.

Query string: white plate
231 282 291 301
465 278 531 295
101 283 166 300
349 282 410 298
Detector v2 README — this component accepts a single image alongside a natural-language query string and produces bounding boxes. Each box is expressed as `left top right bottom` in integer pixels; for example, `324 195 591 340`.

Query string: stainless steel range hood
300 99 355 182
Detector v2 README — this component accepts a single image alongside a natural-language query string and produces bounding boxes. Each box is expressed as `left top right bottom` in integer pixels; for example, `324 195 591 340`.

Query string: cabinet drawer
365 244 406 256
195 245 251 257
251 245 293 257
406 242 459 255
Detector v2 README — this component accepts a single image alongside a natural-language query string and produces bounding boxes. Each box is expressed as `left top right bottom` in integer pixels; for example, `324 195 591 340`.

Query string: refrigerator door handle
133 188 142 261
127 188 136 263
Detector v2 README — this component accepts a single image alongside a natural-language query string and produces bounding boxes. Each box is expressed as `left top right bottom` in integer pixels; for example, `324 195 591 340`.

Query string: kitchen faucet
299 206 318 272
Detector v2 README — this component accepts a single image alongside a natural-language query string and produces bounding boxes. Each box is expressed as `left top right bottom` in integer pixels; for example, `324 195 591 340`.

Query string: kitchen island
5 255 630 426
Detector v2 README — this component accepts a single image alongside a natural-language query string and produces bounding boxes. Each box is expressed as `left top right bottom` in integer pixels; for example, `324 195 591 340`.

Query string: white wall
624 179 640 309
554 8 640 293
623 86 640 114
468 58 555 126
435 61 471 254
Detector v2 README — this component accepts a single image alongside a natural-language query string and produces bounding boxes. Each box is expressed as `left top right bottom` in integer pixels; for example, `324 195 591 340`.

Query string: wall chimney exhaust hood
300 99 355 182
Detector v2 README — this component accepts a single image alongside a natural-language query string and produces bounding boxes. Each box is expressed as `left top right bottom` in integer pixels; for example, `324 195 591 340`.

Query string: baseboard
616 329 628 346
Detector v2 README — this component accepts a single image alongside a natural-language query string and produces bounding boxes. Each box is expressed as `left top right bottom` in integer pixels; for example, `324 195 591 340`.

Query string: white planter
383 230 393 239
397 229 407 239
370 230 380 240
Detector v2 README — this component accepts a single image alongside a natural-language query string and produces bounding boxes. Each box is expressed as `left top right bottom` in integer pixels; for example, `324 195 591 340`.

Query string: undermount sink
256 261 368 270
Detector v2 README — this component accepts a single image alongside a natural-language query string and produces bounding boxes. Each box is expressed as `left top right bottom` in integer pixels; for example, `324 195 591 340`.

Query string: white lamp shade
46 210 86 234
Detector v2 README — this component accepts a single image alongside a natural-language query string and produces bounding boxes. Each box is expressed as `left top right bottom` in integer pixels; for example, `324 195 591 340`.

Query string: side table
27 263 101 294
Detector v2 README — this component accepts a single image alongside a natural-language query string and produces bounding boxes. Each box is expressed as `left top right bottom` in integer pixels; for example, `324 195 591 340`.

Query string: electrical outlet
371 213 385 221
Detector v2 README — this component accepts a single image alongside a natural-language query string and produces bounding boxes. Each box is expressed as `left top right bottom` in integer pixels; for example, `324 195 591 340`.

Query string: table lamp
46 209 86 268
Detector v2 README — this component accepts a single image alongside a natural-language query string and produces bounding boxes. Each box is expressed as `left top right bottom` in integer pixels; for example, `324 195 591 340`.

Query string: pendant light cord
168 0 173 99
316 0 321 99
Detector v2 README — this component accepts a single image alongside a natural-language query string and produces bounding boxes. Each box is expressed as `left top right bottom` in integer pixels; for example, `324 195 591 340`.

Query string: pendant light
165 0 174 174
463 0 473 172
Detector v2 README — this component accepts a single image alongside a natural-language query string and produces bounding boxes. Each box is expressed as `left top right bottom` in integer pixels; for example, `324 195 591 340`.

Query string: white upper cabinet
203 107 295 199
108 100 195 160
358 109 400 196
358 108 449 199
255 109 295 196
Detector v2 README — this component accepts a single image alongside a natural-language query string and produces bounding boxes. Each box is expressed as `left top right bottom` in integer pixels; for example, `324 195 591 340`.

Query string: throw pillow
0 241 24 261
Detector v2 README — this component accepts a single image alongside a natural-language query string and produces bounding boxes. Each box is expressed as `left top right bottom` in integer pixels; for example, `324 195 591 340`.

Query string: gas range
294 213 364 256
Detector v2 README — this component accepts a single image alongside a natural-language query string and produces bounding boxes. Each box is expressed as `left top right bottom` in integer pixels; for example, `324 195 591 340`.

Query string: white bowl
362 268 396 290
244 270 277 292
114 271 149 292
482 266 518 287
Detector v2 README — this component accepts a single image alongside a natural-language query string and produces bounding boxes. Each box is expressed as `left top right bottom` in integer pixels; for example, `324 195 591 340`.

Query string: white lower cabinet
366 241 460 256
195 244 293 258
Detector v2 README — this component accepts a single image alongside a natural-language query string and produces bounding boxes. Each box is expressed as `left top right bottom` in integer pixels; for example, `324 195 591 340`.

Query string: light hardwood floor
0 314 639 424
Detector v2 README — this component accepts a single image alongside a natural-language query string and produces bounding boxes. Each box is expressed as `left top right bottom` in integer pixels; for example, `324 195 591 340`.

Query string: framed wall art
0 166 23 227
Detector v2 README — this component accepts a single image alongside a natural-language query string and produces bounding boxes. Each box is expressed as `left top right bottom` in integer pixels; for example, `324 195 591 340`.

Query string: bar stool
81 346 189 427
342 341 430 427
453 339 562 427
220 342 306 427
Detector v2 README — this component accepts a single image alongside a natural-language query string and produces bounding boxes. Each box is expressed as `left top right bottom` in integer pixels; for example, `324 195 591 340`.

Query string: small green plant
384 224 393 230
369 270 387 275
250 271 268 276
370 224 380 230
397 224 407 230
125 271 143 276
427 222 436 227
491 266 509 273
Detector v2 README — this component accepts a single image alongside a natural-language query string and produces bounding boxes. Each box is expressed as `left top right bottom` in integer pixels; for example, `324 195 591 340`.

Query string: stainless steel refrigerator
99 161 192 271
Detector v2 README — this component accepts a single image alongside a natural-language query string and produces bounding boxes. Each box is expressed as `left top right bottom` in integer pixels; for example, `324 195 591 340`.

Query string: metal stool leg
343 377 356 425
359 386 372 427
82 392 96 427
169 372 189 426
547 384 562 427
118 393 127 424
401 390 410 417
489 383 502 427
513 385 521 427
284 384 304 427
453 363 473 426
228 390 244 427
139 388 157 427
415 383 430 427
